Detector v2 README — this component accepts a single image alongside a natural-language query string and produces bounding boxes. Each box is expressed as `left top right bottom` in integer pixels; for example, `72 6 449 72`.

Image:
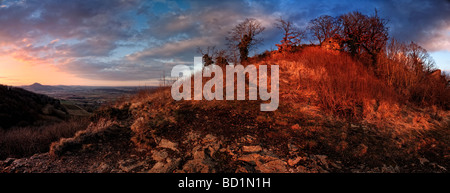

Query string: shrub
0 117 89 159
278 47 397 119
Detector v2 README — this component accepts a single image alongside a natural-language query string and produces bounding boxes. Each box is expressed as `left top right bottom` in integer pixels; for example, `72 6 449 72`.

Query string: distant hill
0 84 68 130
21 83 64 93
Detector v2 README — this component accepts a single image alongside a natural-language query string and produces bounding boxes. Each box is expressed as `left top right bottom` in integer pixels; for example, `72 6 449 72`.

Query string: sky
0 0 449 86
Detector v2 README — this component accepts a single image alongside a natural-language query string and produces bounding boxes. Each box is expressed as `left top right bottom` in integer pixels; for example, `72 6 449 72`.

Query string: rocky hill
1 47 449 173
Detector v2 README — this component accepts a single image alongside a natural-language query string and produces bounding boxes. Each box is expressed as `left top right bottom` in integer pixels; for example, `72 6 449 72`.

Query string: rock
235 165 250 173
204 139 222 158
287 157 306 167
192 146 207 160
238 153 287 173
238 153 262 165
181 159 214 173
418 157 429 165
202 134 217 144
330 161 342 169
238 153 261 165
12 158 27 167
158 139 178 151
206 145 218 158
97 162 110 173
430 163 447 171
149 162 165 173
4 158 16 166
242 146 262 153
118 159 147 173
296 165 309 173
152 150 168 162
121 161 146 173
288 143 299 152
184 131 201 143
381 164 400 173
149 158 181 173
239 135 256 144
180 144 216 173
314 155 329 169
256 160 287 173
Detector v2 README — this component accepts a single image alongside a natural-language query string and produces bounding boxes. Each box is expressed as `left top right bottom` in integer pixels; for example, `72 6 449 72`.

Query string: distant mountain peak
23 82 63 91
31 82 43 86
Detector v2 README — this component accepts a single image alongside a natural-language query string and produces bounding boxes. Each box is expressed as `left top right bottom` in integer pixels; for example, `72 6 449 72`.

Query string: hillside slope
0 85 68 130
2 48 449 173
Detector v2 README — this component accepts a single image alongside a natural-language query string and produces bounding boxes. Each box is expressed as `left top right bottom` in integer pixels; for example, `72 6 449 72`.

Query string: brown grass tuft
49 118 118 157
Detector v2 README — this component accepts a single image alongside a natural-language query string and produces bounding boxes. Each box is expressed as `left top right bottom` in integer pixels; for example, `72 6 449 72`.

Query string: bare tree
215 49 229 67
340 10 388 65
340 11 368 55
308 15 341 44
407 41 435 75
197 46 216 66
197 46 230 67
379 38 437 96
379 38 410 88
227 18 265 63
275 17 305 52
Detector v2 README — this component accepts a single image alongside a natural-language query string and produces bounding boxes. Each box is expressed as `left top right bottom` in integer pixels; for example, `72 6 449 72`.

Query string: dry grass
274 46 398 120
0 117 89 159
49 118 119 157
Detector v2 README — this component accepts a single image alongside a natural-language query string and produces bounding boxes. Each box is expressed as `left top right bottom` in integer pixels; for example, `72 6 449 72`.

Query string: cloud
74 0 281 81
0 0 448 83
378 0 450 52
0 0 140 56
127 37 213 61
62 59 169 81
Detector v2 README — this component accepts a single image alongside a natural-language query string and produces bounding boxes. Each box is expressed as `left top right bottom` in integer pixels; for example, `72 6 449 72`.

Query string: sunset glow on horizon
0 0 449 86
0 55 153 86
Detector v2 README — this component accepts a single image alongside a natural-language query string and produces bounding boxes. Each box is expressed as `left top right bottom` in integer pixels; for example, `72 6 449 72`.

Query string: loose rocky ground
1 122 446 173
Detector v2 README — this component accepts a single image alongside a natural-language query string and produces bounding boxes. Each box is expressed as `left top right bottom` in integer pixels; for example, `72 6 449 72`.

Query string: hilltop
21 83 64 93
2 47 449 173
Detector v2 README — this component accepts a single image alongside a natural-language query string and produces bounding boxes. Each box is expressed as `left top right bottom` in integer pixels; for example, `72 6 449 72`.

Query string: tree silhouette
227 18 265 63
197 46 216 66
275 17 305 52
308 15 341 44
340 10 388 66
